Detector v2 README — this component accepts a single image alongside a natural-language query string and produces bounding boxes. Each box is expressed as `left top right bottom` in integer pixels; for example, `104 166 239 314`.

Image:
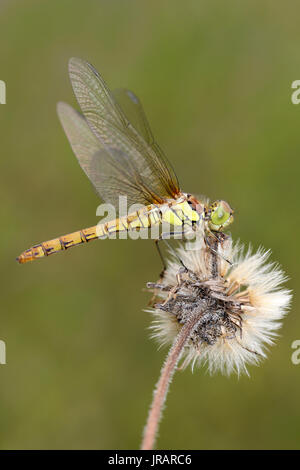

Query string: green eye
211 205 230 227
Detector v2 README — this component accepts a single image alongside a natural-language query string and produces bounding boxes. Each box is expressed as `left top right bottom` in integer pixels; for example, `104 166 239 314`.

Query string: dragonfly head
207 200 234 231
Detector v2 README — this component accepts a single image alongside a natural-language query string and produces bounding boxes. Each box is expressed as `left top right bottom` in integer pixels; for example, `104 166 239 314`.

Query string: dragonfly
17 57 234 266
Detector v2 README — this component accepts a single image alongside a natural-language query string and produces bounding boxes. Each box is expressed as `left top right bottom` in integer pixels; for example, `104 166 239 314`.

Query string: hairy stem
141 308 205 450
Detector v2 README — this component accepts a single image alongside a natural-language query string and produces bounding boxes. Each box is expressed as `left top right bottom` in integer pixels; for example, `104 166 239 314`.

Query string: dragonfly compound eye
209 200 233 231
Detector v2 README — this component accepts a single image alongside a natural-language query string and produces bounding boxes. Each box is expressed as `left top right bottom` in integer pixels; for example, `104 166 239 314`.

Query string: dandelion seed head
147 236 292 376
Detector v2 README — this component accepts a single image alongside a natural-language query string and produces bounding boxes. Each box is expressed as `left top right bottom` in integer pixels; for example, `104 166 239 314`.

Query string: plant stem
141 308 204 450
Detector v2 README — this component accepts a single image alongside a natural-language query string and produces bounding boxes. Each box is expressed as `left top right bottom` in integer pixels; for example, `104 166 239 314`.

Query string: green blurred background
0 0 299 449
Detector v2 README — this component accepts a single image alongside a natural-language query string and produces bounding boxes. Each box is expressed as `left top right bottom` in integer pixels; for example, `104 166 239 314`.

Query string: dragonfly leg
150 233 184 308
205 230 233 266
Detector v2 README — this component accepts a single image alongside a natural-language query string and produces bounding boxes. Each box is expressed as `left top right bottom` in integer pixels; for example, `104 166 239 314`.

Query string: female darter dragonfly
17 58 234 265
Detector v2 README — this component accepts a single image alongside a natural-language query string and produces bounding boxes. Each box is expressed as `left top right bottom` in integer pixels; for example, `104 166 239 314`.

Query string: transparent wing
68 57 180 202
57 102 164 208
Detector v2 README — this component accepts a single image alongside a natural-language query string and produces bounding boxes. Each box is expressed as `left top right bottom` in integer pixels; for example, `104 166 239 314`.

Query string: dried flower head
147 236 291 376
